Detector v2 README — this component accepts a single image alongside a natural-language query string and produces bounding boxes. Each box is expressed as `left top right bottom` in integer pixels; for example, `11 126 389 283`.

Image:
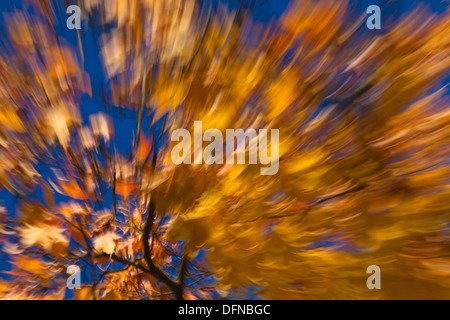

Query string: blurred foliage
0 0 449 299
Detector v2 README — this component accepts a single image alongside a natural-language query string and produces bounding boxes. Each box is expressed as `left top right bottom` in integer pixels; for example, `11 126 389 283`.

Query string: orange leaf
60 180 87 200
136 134 152 162
116 181 136 200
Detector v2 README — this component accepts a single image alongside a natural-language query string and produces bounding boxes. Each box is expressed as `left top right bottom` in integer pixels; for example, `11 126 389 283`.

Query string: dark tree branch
142 200 184 299
177 254 189 298
239 184 367 224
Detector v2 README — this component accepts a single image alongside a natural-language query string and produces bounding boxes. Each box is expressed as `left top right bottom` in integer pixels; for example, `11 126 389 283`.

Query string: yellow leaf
93 232 120 254
0 106 24 132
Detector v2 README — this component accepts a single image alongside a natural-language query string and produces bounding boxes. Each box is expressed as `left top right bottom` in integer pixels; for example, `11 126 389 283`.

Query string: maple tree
0 0 449 299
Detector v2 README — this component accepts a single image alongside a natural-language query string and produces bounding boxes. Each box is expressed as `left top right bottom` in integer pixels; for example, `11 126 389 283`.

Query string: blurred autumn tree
0 0 449 299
